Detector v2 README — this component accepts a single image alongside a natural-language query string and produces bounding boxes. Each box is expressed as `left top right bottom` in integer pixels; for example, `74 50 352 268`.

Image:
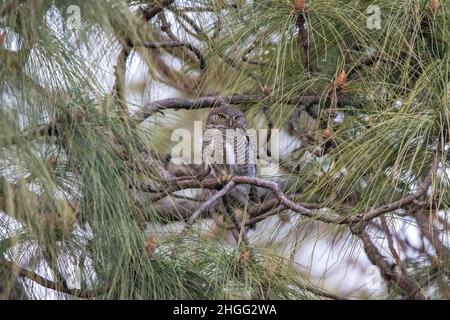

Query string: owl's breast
203 129 255 166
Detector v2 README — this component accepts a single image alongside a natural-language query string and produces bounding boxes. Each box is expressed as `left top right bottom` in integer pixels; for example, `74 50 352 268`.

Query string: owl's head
206 104 247 129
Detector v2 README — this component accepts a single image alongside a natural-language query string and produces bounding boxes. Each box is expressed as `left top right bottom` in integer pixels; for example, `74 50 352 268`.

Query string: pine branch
350 226 425 300
140 0 175 21
143 41 206 70
135 94 356 121
0 260 106 299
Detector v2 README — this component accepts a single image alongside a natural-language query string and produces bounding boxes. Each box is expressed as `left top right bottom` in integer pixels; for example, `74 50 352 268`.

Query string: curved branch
143 41 206 70
186 180 236 226
359 142 441 222
350 227 425 299
158 12 200 66
0 260 105 299
140 135 441 228
111 0 176 109
135 94 356 121
112 45 132 112
0 0 22 17
152 143 440 225
140 0 175 21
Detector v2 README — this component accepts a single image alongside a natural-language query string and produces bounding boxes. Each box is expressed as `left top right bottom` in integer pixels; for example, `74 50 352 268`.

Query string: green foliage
0 0 449 299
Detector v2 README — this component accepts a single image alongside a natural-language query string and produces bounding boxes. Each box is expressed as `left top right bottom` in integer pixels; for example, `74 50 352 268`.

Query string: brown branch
171 6 264 72
346 50 408 80
350 226 425 299
0 176 76 235
262 104 273 157
112 44 132 112
143 41 206 70
135 94 356 121
347 137 442 299
186 180 236 226
42 246 69 290
287 106 327 156
141 136 440 228
164 165 211 183
246 206 288 226
135 94 259 120
0 260 105 299
144 142 439 225
112 0 176 109
140 0 175 21
158 12 199 66
171 8 209 41
158 12 178 41
247 196 327 226
380 216 407 276
149 196 219 221
241 33 267 66
349 52 390 75
294 1 316 73
174 6 217 13
154 176 339 224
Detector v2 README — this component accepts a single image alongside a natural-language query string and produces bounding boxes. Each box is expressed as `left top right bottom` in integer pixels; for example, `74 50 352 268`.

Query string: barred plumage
202 105 256 177
202 104 258 203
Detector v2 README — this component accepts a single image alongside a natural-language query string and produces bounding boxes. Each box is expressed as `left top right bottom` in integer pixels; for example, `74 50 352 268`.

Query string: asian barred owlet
202 104 258 203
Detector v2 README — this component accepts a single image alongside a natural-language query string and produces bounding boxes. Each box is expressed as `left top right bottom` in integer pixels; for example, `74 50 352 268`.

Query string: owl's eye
218 113 227 120
234 115 242 121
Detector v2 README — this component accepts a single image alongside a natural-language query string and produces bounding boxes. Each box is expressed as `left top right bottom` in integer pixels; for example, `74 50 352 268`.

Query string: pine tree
0 0 448 299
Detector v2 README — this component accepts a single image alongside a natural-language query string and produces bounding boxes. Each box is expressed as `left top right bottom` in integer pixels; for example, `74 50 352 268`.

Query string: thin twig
262 104 273 157
140 0 175 21
295 2 316 73
380 216 407 276
112 44 131 112
143 41 206 70
186 180 236 226
158 11 200 66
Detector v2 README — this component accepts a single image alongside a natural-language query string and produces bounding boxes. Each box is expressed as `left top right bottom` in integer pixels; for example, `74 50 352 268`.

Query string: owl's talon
218 175 233 184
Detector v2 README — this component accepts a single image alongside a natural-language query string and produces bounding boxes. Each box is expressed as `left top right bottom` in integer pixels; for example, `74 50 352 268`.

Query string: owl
202 104 258 204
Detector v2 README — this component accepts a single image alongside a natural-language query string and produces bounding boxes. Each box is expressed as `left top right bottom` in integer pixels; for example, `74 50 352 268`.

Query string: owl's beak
229 118 233 127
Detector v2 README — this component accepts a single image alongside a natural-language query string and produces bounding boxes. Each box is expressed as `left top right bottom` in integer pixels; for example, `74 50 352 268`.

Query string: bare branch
158 12 200 66
143 41 206 70
350 226 425 299
140 0 175 21
0 260 105 299
135 93 356 121
112 45 132 112
176 139 437 224
380 216 407 276
186 180 236 226
294 1 317 73
135 94 260 120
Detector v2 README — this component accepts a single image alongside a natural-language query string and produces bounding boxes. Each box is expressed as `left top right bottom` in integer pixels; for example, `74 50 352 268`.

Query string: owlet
202 104 258 203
